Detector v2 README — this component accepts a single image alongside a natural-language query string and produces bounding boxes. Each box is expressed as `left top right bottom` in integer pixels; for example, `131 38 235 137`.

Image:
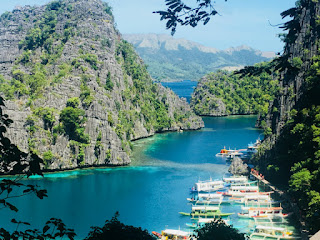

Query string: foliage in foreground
85 212 155 240
194 219 247 240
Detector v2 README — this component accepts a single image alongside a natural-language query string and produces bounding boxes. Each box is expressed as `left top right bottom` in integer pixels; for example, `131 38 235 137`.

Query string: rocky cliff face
259 0 320 150
190 75 227 116
0 0 203 170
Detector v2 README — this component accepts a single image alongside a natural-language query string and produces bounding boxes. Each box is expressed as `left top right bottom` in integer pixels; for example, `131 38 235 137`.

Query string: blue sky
0 0 297 52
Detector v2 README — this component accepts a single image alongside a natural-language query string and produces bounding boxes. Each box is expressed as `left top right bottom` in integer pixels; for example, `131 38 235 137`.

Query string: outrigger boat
222 186 259 197
179 206 234 218
250 225 294 239
238 206 289 219
190 179 225 193
216 148 243 158
153 229 192 240
187 193 232 205
187 195 223 205
232 194 272 204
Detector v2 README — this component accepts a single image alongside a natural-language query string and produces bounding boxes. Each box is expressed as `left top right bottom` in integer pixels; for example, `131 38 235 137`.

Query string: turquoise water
161 80 197 103
1 116 265 238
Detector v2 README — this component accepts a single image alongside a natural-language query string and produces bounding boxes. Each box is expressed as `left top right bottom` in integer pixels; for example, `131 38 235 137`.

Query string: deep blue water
161 80 197 103
1 116 263 239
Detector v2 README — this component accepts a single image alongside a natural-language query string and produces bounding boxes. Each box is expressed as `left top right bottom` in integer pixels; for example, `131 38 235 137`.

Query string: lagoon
1 115 262 238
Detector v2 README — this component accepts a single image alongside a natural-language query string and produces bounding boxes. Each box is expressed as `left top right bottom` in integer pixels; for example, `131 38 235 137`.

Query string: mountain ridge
123 33 276 81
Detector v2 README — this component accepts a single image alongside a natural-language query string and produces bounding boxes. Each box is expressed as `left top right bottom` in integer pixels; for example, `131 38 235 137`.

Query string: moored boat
190 179 225 193
157 229 193 240
179 206 234 218
250 225 295 239
238 206 289 219
223 176 248 183
223 185 259 197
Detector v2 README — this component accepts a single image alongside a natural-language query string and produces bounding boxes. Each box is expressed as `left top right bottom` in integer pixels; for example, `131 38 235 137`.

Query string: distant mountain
123 34 276 82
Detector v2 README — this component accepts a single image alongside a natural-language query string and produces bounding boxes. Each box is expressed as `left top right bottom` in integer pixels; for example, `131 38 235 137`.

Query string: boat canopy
162 229 189 237
198 193 222 199
223 176 247 182
255 225 286 232
244 195 270 200
192 206 219 211
230 186 259 191
242 206 283 211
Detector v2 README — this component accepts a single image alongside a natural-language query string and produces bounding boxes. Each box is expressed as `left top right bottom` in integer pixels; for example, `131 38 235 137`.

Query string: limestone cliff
0 0 203 170
190 67 279 117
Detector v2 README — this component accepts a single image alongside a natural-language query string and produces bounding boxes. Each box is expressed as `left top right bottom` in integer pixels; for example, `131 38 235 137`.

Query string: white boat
223 185 259 196
230 180 257 186
191 179 225 193
223 176 248 183
247 139 261 153
156 229 192 240
187 193 223 204
250 225 294 239
233 194 271 204
238 206 289 219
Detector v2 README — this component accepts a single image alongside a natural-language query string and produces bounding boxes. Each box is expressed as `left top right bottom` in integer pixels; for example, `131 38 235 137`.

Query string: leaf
11 219 18 224
43 225 50 234
7 202 18 212
204 17 210 25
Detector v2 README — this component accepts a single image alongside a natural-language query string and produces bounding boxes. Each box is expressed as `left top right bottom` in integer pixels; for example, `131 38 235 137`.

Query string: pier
250 170 310 240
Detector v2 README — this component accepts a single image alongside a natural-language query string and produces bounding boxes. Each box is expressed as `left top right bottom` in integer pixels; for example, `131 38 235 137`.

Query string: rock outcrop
228 157 249 176
0 0 204 170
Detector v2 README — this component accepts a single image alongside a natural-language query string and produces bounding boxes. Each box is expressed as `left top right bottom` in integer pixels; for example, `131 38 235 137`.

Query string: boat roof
244 195 270 199
230 186 258 190
192 206 219 211
242 206 283 211
223 176 247 182
162 229 190 236
198 193 222 198
196 180 224 184
255 225 286 231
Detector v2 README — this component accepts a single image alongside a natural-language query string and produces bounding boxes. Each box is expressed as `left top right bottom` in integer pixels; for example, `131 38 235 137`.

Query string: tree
194 219 247 240
85 212 156 240
154 0 227 35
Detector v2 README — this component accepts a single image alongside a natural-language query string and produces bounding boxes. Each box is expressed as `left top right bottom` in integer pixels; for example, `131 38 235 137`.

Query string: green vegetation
85 212 155 240
194 219 246 240
59 97 89 144
115 40 183 134
191 63 279 119
81 53 99 70
104 71 114 91
34 107 56 130
254 54 320 232
125 34 273 81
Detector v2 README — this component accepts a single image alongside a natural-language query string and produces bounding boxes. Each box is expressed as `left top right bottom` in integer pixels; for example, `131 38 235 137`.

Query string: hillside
0 0 203 171
123 33 275 81
190 64 280 117
248 0 320 233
